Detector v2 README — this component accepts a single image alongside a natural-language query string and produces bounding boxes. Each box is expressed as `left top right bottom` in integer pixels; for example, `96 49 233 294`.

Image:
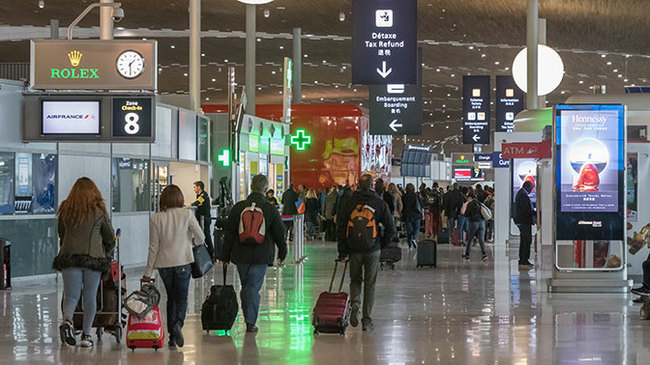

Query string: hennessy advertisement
555 104 626 241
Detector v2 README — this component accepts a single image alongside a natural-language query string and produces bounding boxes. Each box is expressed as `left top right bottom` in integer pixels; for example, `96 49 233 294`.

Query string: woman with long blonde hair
53 177 115 348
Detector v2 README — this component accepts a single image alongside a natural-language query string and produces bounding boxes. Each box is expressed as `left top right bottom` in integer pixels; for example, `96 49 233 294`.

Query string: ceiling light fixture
237 0 274 4
263 9 270 17
339 11 345 21
38 0 44 8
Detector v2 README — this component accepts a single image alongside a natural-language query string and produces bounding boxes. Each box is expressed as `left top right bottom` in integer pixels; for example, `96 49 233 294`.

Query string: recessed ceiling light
183 73 188 77
613 69 618 72
205 97 210 101
171 45 175 49
468 46 474 50
579 80 584 84
257 38 261 42
339 11 345 21
607 61 612 65
494 61 500 65
601 54 606 58
624 78 628 82
263 9 270 18
272 71 276 74
450 74 455 77
201 53 205 57
258 87 262 90
211 78 216 82
481 54 486 58
224 59 229 62
618 74 623 78
279 45 284 49
304 54 308 58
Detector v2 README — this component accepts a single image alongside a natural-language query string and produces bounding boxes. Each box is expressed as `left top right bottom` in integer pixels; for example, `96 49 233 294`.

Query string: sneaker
361 319 374 332
168 338 177 349
518 261 534 269
481 254 488 262
80 333 94 348
350 307 360 327
462 254 470 260
631 286 650 296
246 323 259 333
171 322 184 347
59 320 76 346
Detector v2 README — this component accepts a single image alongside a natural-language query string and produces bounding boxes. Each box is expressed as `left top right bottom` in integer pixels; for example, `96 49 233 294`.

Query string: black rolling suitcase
437 228 450 244
213 217 227 261
416 239 437 268
201 264 238 333
380 246 402 270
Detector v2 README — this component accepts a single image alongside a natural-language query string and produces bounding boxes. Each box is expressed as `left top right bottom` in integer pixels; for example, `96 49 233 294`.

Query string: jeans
236 264 268 325
457 216 469 244
159 264 192 335
406 218 421 247
284 221 294 242
517 224 533 264
61 267 102 335
465 221 486 257
349 250 381 323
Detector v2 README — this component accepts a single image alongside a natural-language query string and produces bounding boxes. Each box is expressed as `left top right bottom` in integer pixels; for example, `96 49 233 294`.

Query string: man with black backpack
336 174 395 332
223 174 287 333
424 183 442 241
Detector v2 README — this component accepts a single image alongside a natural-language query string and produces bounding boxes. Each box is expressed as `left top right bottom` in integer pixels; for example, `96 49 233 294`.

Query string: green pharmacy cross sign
217 149 231 167
290 129 312 151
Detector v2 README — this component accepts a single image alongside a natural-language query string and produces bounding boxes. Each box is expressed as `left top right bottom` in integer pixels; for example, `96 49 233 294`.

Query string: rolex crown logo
68 50 82 67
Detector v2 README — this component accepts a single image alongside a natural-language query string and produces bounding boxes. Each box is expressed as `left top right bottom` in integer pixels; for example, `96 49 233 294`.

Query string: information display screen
555 104 625 241
42 100 100 135
512 158 537 205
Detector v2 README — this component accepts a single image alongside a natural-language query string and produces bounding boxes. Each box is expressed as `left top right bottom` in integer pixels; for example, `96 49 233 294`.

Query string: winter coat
323 190 338 220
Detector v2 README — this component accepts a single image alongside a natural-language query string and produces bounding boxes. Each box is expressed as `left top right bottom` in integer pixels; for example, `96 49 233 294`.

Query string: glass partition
111 157 150 213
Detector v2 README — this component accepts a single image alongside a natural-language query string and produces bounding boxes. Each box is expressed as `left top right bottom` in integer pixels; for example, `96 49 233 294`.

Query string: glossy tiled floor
1 240 648 364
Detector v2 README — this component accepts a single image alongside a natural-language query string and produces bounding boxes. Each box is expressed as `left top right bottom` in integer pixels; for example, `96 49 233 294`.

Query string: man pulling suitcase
336 174 395 331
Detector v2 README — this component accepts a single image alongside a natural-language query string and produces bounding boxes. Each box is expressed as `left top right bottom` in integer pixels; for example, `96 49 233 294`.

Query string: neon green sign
290 129 311 151
217 149 230 167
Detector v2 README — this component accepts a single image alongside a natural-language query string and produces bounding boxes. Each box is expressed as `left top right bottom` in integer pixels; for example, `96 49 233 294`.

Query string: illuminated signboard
42 100 100 135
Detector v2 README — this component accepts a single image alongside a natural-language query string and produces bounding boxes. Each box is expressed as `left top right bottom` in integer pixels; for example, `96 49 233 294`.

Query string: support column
537 18 547 108
292 27 302 104
189 0 201 112
245 4 256 115
526 0 538 109
50 19 59 39
99 0 114 40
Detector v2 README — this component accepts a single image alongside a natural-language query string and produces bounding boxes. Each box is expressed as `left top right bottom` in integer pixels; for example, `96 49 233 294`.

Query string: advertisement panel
555 104 625 241
42 100 101 135
512 158 537 207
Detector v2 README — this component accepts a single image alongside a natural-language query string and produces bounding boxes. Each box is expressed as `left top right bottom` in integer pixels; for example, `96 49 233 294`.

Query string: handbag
125 283 160 319
479 202 492 220
192 243 214 278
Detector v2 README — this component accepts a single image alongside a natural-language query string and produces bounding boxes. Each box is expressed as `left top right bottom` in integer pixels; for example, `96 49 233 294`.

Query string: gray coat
52 208 116 273
323 191 338 220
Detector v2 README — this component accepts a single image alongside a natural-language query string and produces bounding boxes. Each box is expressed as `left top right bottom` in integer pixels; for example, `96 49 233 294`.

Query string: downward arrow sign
472 134 480 142
376 61 392 78
389 119 403 132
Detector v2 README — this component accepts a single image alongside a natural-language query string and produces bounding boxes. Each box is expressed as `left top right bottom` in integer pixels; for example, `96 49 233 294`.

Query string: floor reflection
0 242 647 364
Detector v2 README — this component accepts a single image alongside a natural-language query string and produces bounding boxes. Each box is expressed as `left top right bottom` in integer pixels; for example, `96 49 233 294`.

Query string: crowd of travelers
52 174 501 348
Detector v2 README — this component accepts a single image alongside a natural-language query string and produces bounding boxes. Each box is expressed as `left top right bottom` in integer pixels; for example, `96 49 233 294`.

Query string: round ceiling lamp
512 44 564 96
237 0 274 4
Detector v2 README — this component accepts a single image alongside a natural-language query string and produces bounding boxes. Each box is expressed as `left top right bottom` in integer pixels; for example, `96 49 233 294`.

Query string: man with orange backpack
223 174 287 333
336 174 395 331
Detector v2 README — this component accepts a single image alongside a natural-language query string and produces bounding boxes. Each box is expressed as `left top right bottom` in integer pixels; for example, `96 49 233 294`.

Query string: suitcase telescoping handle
223 263 228 286
329 260 348 293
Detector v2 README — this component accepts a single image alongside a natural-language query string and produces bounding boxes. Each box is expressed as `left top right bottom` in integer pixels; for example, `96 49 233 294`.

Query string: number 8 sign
112 97 153 140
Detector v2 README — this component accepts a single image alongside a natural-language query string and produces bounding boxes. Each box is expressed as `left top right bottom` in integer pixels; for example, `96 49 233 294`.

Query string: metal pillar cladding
292 28 302 104
245 4 256 115
190 0 201 112
99 0 114 40
50 19 59 39
537 18 547 108
526 0 539 109
293 214 306 264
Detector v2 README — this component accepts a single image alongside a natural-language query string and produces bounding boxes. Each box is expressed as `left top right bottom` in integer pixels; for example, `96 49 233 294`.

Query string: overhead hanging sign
30 39 157 91
462 75 490 144
112 97 154 140
451 153 473 165
496 75 524 132
351 0 417 84
555 104 626 241
492 151 510 168
369 84 421 135
502 141 551 159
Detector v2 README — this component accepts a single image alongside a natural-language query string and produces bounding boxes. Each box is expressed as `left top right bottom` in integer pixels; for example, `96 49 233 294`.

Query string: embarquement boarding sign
352 0 417 84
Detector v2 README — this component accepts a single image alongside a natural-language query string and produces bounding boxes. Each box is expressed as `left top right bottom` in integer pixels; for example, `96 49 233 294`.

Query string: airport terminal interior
1 0 650 364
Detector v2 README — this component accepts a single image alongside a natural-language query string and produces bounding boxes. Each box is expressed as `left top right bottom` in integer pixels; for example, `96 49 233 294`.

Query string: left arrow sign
389 119 403 132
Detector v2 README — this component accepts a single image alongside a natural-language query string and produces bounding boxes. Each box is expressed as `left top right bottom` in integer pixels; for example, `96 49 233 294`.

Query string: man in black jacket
514 181 536 267
443 183 464 244
337 174 395 331
223 174 287 333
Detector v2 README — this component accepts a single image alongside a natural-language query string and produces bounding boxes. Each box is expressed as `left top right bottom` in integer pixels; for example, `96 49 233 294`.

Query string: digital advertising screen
512 159 537 206
42 100 101 135
555 104 625 241
454 168 471 181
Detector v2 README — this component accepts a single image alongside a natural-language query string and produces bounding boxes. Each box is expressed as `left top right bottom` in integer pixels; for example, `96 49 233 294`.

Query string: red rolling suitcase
126 304 165 350
312 260 350 335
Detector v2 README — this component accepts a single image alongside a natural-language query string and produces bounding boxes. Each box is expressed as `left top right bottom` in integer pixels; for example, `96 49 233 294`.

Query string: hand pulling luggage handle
329 260 348 293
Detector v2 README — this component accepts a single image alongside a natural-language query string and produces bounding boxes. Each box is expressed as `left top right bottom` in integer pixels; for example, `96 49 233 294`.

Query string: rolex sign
30 39 157 91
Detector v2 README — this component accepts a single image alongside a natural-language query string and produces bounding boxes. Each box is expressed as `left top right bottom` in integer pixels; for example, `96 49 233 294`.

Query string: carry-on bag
380 246 402 270
191 242 214 278
201 264 239 332
312 260 350 335
125 283 160 319
416 239 437 268
438 228 450 244
126 304 165 350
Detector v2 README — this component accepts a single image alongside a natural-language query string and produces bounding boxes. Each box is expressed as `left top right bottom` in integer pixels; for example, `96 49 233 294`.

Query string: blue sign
352 0 417 84
462 75 491 144
474 153 493 162
492 151 510 168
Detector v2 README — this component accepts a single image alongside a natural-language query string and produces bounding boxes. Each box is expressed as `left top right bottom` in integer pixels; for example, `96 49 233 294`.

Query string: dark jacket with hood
52 208 116 273
514 188 535 225
223 192 287 265
443 189 464 220
401 190 422 222
336 189 395 257
281 187 299 215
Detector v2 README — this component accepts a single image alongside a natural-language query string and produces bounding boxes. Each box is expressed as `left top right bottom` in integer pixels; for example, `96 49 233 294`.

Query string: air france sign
352 0 417 84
